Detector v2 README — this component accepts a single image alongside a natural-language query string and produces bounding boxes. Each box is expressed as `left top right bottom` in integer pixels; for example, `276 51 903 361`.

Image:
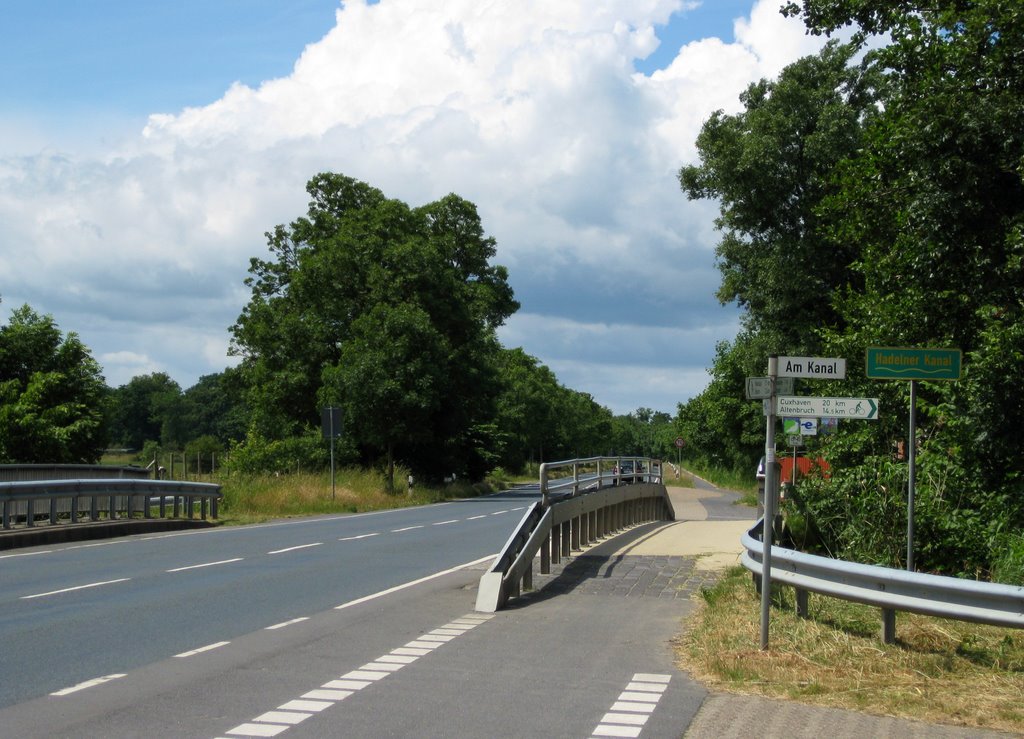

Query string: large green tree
106 372 183 450
231 173 518 482
0 303 107 463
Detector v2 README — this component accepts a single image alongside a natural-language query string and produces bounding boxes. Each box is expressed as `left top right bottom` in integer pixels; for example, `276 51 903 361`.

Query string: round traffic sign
674 437 685 449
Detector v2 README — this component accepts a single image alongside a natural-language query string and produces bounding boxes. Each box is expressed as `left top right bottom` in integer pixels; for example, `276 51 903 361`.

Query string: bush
222 428 338 475
991 534 1024 586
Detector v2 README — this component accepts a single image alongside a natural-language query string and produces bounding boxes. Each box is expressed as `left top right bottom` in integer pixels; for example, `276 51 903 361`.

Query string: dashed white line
21 577 131 600
338 533 380 541
175 641 230 658
591 673 671 738
219 612 493 738
267 543 322 555
50 673 126 696
490 510 509 515
167 558 243 572
431 519 459 526
266 617 309 630
467 514 488 520
390 525 424 533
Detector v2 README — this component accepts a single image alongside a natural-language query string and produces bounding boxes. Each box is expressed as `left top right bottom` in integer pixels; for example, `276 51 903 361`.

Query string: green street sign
865 347 962 381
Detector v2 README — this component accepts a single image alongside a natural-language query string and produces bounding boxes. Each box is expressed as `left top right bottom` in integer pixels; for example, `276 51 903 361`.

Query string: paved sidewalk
529 485 1013 738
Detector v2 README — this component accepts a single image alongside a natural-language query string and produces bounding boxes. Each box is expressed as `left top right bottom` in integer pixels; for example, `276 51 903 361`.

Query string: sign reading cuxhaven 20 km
865 347 962 381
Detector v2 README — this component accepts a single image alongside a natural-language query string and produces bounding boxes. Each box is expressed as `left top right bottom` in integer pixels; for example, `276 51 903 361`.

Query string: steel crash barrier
741 518 1024 644
476 457 673 612
1 478 223 530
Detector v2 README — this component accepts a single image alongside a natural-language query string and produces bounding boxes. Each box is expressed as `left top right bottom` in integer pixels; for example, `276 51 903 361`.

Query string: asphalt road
0 489 539 711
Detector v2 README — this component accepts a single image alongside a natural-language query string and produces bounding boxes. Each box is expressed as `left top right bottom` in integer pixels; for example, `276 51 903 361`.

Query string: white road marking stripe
417 634 454 642
430 628 468 635
302 688 352 701
268 543 322 554
333 554 497 610
226 722 288 737
360 661 405 672
339 533 380 541
175 641 229 658
21 577 129 597
592 725 642 738
633 673 671 683
624 681 667 693
376 654 418 664
392 647 431 656
50 673 126 696
323 679 371 690
390 525 424 532
278 699 332 712
342 670 389 681
254 710 311 725
166 557 243 572
601 712 649 726
490 510 508 515
610 702 657 713
0 549 54 559
266 617 310 630
405 640 442 649
618 692 660 703
467 515 487 520
432 519 459 525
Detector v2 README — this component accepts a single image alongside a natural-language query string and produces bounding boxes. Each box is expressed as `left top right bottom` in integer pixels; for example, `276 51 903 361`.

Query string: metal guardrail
741 518 1024 643
540 456 662 504
477 457 670 612
1 479 223 530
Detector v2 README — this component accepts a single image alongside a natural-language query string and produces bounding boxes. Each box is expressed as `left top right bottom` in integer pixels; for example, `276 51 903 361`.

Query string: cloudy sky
1 0 829 415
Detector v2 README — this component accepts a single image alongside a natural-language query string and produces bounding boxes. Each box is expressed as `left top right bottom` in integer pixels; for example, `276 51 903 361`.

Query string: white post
760 355 778 650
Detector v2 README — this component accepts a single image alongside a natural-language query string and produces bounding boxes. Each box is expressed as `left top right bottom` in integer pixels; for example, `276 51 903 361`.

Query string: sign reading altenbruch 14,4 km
775 395 879 420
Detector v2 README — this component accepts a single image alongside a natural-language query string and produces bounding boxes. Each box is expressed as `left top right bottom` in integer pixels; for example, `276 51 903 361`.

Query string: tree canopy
230 173 520 484
678 1 1024 577
0 303 107 463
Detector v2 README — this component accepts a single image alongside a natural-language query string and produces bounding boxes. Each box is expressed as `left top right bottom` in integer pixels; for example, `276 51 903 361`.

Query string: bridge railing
477 457 670 611
741 518 1024 643
1 478 223 530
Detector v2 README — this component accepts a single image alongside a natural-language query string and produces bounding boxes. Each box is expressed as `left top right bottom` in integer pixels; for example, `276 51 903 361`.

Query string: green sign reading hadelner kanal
865 347 962 380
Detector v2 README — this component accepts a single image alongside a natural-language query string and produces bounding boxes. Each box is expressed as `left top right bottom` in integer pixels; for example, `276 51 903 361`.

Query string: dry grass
677 567 1024 733
218 468 487 525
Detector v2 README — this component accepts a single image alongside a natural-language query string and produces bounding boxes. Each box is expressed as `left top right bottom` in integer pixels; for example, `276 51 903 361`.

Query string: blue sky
0 1 827 415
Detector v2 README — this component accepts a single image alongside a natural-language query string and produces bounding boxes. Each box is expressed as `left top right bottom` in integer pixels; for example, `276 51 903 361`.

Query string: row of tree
677 0 1023 579
1 171 680 483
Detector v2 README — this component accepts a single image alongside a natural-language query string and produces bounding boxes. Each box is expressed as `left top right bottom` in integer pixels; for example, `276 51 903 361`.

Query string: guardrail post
561 521 571 558
571 514 580 551
541 533 551 573
881 608 897 644
796 588 809 618
27 498 35 527
3 499 10 529
108 494 117 520
523 561 533 592
551 530 561 565
50 495 58 525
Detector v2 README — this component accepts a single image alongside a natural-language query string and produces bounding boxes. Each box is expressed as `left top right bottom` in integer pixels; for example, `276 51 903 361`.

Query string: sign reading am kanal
774 395 879 420
777 356 846 379
865 347 962 381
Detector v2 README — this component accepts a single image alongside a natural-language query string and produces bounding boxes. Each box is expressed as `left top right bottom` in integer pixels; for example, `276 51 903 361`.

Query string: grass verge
676 566 1024 733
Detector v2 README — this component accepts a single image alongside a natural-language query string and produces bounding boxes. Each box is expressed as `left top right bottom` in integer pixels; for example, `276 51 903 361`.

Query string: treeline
676 1 1024 581
0 174 680 485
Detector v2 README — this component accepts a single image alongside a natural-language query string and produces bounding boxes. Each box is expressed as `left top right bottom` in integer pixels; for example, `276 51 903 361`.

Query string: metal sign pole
907 380 917 571
329 408 336 500
760 355 778 650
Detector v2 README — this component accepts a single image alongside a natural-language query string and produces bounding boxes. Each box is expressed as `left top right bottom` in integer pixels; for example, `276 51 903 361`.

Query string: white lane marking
416 634 454 643
390 525 424 533
430 628 468 636
511 506 527 511
226 722 288 737
175 641 230 658
592 673 671 738
268 543 322 555
278 699 332 712
166 557 243 572
254 710 311 725
339 533 380 541
266 617 309 630
303 689 352 701
219 613 492 737
467 514 488 520
432 519 459 526
21 577 130 600
0 549 54 559
50 673 126 696
333 553 497 610
490 510 508 515
405 640 442 649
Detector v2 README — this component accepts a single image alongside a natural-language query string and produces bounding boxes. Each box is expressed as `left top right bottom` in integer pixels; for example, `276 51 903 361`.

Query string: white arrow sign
773 396 879 419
